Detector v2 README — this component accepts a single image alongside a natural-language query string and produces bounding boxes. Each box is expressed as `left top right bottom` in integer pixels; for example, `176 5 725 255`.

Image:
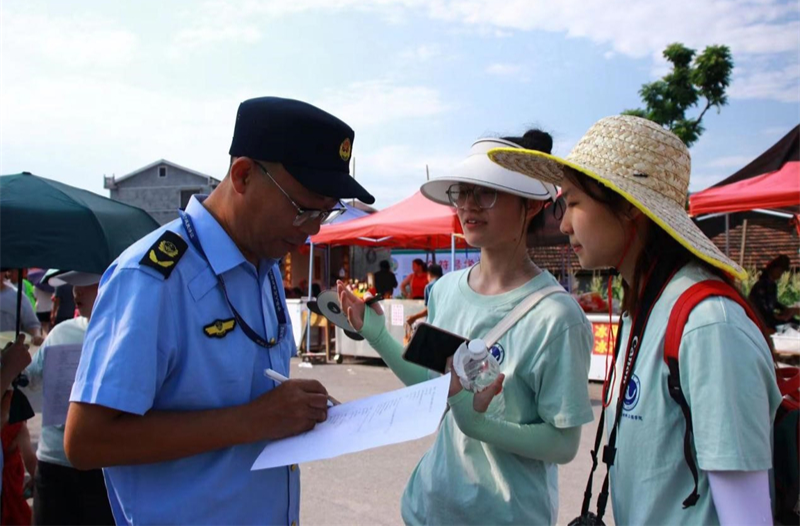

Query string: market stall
310 191 466 361
334 299 426 360
690 125 800 355
586 313 620 381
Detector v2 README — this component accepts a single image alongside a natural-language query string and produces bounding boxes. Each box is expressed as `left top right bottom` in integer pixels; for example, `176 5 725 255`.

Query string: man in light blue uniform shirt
65 97 375 525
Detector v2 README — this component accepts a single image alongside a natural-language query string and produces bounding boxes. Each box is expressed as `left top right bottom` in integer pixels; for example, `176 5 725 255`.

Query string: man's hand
245 379 330 441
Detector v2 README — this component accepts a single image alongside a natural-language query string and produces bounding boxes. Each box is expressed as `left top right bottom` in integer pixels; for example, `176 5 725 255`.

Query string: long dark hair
562 167 766 329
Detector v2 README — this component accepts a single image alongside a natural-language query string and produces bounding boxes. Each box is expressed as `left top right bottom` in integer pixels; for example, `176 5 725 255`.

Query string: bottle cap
467 339 486 356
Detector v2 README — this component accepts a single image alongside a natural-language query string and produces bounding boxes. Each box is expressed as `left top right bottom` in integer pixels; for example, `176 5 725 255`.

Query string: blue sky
2 0 798 208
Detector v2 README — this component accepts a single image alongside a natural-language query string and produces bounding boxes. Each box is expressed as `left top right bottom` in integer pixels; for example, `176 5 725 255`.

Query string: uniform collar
185 195 250 276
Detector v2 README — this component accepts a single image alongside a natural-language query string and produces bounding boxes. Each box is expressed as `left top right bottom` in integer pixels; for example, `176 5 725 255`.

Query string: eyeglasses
446 184 498 209
255 162 346 226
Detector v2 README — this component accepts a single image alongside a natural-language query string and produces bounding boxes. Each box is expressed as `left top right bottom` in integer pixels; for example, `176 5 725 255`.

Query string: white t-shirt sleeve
20 292 41 332
708 470 772 525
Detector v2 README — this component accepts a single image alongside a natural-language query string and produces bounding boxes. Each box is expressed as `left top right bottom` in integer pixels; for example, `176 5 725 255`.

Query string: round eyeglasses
446 184 498 210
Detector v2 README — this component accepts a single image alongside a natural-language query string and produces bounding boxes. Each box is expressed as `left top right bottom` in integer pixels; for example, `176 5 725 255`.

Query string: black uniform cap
229 96 375 204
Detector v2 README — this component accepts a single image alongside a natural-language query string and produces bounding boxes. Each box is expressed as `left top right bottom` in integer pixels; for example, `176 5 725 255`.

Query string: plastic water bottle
453 339 505 416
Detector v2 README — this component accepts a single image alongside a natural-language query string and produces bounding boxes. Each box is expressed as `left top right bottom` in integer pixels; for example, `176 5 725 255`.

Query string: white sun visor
420 138 558 206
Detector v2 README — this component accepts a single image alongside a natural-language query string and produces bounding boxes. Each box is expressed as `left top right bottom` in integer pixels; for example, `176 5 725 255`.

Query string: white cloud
689 172 727 192
486 63 522 76
399 45 442 62
0 73 249 191
704 155 755 169
318 80 453 129
729 61 800 103
762 126 792 136
354 144 463 207
1 7 139 71
172 0 800 103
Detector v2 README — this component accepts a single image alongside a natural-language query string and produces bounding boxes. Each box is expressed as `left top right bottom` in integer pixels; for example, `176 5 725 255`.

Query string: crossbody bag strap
483 285 566 348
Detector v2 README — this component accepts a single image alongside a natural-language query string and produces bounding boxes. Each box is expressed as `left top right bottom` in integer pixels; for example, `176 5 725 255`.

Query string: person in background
339 130 593 525
50 284 76 328
2 388 36 526
33 283 53 335
0 276 43 345
405 263 443 329
374 260 398 298
400 259 428 299
749 254 799 334
24 271 114 525
1 335 33 499
5 270 36 310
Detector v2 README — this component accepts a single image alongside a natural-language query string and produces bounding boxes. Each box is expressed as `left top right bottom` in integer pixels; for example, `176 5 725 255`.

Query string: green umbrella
1 172 159 424
1 172 160 273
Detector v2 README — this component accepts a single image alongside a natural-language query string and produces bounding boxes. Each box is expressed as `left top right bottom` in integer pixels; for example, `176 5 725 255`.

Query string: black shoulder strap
577 317 622 518
139 231 188 279
580 260 682 522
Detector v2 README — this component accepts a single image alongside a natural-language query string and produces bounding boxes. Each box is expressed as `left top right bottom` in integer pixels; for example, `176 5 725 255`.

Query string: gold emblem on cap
339 138 352 162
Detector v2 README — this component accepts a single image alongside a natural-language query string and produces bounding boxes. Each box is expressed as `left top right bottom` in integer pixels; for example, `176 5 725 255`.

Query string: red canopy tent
689 161 799 216
690 126 800 216
311 191 466 249
689 125 800 262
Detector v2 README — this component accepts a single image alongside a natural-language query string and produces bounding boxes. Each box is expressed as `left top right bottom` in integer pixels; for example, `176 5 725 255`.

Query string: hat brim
488 147 746 280
420 148 557 206
284 163 375 205
47 271 101 287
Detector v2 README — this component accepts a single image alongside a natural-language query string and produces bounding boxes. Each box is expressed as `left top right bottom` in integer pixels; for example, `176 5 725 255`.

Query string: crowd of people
0 96 796 526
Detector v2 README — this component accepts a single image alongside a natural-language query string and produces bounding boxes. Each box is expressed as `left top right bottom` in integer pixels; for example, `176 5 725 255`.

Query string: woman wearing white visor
338 130 594 525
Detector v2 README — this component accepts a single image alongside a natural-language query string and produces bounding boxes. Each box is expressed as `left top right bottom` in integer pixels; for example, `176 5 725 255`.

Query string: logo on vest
622 374 643 421
489 343 505 365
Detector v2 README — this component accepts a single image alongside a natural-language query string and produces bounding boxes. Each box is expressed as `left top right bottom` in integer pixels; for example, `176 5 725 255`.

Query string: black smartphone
402 322 468 374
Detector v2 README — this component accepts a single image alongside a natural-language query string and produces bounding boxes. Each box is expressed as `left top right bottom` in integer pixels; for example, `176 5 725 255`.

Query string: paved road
24 357 614 525
292 358 614 526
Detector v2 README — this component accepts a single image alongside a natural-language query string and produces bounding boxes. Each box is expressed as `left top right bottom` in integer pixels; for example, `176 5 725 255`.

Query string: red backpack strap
662 279 762 509
664 280 763 365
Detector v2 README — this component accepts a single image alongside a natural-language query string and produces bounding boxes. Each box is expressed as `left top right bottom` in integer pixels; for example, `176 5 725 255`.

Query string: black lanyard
179 210 286 349
576 259 684 522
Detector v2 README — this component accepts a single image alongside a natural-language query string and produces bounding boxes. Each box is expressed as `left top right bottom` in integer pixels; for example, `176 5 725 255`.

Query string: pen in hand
264 368 341 407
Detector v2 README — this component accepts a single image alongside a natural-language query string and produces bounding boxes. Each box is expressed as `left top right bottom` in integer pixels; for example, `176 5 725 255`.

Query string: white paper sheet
252 374 450 470
41 343 82 427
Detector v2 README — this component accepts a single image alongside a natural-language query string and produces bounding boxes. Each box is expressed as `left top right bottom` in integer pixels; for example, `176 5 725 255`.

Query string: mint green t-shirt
400 268 594 525
606 262 782 525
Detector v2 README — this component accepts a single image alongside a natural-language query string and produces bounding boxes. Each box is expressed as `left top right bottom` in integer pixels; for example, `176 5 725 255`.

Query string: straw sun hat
487 115 745 279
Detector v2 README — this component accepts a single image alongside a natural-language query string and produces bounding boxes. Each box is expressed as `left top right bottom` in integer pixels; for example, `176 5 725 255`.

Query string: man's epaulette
139 231 188 279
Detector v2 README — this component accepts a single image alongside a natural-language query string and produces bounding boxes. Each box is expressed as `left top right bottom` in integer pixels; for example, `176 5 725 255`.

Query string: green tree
623 43 733 147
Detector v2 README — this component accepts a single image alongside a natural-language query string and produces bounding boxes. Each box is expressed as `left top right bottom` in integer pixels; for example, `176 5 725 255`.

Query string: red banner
591 322 619 356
